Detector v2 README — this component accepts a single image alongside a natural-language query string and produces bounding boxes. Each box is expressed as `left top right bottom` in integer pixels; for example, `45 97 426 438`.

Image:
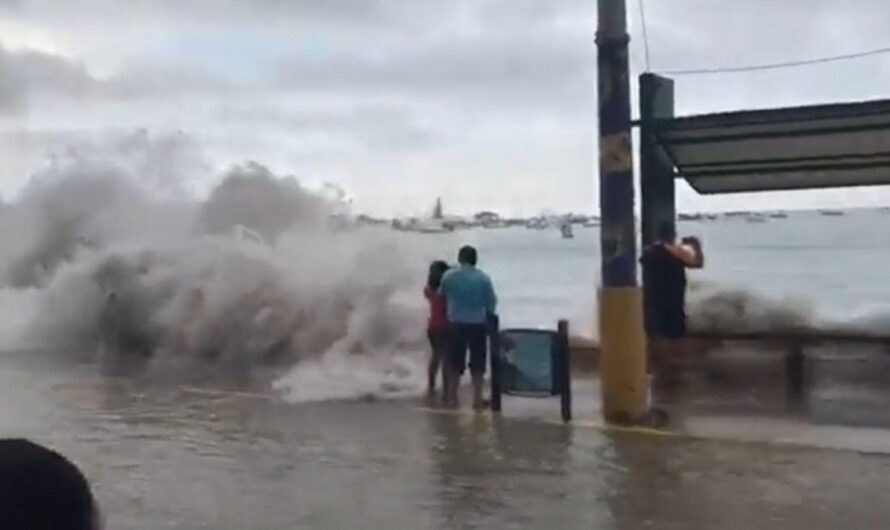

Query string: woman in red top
425 260 450 402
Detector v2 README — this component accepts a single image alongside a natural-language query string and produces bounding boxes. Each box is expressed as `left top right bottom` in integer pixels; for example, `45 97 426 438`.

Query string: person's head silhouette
457 245 478 266
0 439 100 530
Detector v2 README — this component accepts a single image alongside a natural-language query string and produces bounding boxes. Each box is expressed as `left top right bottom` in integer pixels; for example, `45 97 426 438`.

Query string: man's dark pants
448 323 487 376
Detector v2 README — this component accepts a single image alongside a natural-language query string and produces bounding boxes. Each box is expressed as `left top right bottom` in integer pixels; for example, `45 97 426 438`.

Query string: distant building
474 211 500 224
356 214 387 226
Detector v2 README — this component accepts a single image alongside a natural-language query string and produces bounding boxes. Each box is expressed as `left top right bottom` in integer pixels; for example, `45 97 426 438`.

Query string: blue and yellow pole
596 0 648 423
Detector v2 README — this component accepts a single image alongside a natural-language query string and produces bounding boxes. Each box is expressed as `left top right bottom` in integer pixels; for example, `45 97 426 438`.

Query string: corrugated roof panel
654 98 890 193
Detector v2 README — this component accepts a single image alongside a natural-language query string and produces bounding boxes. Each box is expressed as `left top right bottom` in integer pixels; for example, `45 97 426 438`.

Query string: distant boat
769 211 788 219
819 210 844 217
401 218 452 233
560 223 574 239
416 224 453 234
526 218 549 230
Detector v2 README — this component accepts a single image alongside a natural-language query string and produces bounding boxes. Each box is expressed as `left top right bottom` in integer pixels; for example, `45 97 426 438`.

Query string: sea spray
1 132 848 402
0 136 431 400
686 280 816 334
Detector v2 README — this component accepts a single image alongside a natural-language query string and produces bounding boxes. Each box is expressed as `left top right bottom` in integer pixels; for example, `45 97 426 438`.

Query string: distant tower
433 197 444 220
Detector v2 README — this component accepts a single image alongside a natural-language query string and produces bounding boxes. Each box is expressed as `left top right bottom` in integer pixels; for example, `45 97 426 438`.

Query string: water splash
686 280 817 334
0 134 427 401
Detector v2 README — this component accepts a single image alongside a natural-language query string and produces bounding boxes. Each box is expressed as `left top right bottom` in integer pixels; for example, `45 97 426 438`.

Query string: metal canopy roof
653 98 890 194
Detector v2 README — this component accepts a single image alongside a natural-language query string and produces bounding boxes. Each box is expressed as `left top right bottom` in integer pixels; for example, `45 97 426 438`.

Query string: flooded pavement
648 345 890 452
4 351 890 529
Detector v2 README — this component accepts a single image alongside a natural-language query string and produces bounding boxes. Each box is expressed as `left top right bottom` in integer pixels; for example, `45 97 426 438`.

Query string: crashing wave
0 138 427 400
686 280 816 334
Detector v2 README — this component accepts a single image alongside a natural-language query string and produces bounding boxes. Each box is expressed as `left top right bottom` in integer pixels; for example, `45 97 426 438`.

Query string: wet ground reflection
4 351 890 529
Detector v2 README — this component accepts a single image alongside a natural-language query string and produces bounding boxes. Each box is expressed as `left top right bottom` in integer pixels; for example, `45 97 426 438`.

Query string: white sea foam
0 133 430 401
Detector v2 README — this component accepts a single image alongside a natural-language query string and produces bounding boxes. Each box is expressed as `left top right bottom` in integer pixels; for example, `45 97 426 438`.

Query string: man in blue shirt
439 245 497 409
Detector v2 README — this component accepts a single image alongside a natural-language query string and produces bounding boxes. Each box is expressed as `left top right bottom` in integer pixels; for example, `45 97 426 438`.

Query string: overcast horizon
2 0 890 217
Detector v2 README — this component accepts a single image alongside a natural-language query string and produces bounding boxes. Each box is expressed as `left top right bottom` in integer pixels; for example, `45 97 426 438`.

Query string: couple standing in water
425 246 497 410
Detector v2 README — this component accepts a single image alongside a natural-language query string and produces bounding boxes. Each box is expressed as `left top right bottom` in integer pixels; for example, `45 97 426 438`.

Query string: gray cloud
0 41 255 116
109 63 247 99
639 0 890 113
0 0 581 31
2 0 890 213
0 0 393 29
215 103 444 153
276 33 593 110
0 45 100 111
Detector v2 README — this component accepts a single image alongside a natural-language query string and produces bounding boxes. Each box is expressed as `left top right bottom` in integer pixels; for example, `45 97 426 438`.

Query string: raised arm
683 237 705 269
664 238 704 269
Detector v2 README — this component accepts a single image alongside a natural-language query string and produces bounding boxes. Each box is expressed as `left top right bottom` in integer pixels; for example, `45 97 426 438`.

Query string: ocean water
445 209 890 337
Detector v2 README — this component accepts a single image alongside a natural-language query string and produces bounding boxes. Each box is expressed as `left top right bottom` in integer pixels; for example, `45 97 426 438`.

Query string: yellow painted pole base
598 286 648 424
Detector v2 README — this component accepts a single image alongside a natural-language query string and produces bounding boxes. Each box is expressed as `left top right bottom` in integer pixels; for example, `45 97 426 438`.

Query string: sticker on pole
600 132 633 172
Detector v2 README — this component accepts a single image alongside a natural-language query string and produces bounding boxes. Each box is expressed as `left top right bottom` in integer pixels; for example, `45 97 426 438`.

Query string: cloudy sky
1 0 890 216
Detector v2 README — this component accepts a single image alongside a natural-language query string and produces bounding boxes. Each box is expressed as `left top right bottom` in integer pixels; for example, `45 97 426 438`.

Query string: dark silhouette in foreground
0 439 100 530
